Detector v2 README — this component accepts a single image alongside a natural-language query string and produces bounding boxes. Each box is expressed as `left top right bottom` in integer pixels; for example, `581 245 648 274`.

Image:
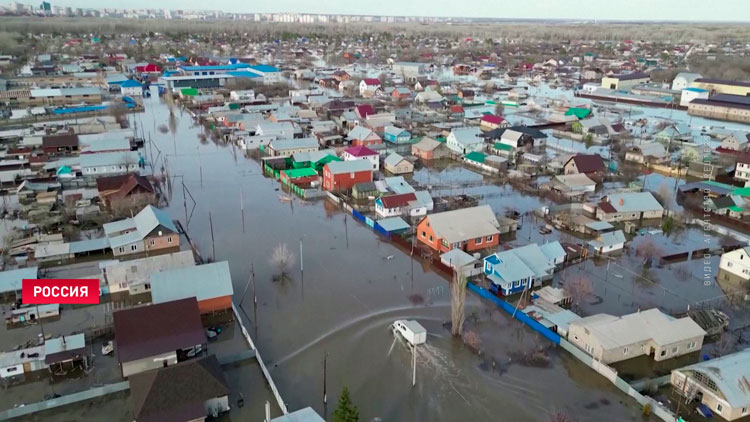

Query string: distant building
446 127 483 154
383 152 414 175
601 72 650 91
688 94 750 124
671 72 702 91
690 78 750 96
680 87 709 107
568 308 705 364
718 246 750 293
267 138 319 157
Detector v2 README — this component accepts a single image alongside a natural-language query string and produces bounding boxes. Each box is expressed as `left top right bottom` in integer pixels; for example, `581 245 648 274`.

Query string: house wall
671 372 748 421
83 163 139 177
145 233 179 254
690 81 750 96
718 249 750 280
417 217 499 253
198 295 233 314
121 351 177 377
342 153 379 171
121 86 142 96
204 396 230 418
688 102 750 124
323 169 372 192
112 240 144 257
569 326 703 364
269 146 318 157
385 161 414 174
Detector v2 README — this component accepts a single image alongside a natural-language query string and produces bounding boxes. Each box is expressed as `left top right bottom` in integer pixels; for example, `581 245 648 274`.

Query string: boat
101 341 114 356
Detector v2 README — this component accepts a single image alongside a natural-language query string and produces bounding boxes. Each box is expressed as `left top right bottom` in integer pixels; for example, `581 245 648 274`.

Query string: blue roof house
383 126 411 144
483 243 558 296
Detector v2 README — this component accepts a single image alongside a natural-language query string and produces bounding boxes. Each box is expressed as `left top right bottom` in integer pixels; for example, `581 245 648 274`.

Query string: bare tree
270 243 295 281
564 275 593 311
549 410 574 422
451 271 467 336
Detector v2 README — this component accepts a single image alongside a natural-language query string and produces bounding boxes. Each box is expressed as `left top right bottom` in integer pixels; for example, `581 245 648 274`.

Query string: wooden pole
412 344 416 387
209 211 216 261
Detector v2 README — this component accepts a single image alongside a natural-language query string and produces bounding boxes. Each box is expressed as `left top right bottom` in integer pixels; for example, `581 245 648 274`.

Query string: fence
0 381 130 421
231 303 288 415
466 282 561 345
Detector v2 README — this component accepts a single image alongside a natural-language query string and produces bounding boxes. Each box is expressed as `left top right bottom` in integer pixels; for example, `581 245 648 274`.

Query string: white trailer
392 320 427 347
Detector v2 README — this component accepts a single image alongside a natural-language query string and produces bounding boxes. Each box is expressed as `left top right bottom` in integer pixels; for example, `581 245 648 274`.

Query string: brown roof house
563 154 605 180
96 173 155 211
42 134 79 156
113 297 207 377
129 354 229 422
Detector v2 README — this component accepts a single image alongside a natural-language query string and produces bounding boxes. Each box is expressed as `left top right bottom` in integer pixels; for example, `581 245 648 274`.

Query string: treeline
1 16 750 43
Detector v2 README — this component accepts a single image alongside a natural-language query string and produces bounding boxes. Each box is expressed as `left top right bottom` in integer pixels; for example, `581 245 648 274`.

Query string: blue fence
351 208 392 239
467 282 561 345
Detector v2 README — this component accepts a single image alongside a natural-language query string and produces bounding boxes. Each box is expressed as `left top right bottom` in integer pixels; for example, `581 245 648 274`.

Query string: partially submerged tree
451 271 468 336
564 275 593 311
270 243 295 281
332 387 359 422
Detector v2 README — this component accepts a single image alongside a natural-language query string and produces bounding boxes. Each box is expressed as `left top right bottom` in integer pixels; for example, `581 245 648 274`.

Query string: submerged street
135 92 645 421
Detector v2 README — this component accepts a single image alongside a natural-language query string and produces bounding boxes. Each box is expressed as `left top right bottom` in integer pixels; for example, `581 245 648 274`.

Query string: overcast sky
55 0 749 22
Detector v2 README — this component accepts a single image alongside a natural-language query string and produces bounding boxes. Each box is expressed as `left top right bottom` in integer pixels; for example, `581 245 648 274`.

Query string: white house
671 72 702 91
447 127 484 154
120 79 143 96
735 161 750 186
230 90 255 102
81 151 141 177
375 192 426 219
359 78 381 97
342 145 380 171
588 230 626 254
718 246 750 290
680 87 709 107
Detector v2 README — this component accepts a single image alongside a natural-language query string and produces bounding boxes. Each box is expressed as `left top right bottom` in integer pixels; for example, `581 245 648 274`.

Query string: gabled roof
104 205 177 248
384 126 409 137
362 78 380 86
566 154 605 174
480 114 504 125
675 348 750 409
96 173 154 200
42 134 79 148
603 191 664 213
484 126 548 140
378 192 417 208
355 104 375 117
425 205 500 243
608 71 650 81
344 145 378 157
114 297 206 363
413 137 444 152
130 355 229 422
384 152 408 167
120 79 142 88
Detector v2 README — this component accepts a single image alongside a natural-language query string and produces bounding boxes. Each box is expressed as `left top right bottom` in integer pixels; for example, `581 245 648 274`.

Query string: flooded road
130 92 649 421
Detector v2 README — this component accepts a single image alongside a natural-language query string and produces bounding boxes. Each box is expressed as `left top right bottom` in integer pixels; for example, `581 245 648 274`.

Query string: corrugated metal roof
325 159 372 175
150 261 233 304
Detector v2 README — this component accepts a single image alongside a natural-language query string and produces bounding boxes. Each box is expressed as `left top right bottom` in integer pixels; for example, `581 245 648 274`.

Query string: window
145 283 151 289
442 240 449 247
118 247 125 253
149 239 155 246
130 245 138 251
421 231 426 238
167 237 173 243
660 350 666 357
687 341 696 350
742 407 748 415
716 404 723 413
429 235 433 242
623 347 629 355
475 237 482 244
672 346 679 354
486 235 493 242
514 280 521 288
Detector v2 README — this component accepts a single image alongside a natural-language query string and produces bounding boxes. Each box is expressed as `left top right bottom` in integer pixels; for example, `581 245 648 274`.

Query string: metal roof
80 151 140 168
271 407 326 422
0 267 39 294
269 137 318 151
384 152 408 167
426 205 500 244
676 348 750 409
150 261 233 304
325 159 372 175
605 192 664 213
377 217 410 232
571 308 705 351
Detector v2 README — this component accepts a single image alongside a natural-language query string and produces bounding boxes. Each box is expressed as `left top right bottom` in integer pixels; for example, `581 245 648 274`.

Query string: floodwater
126 92 649 421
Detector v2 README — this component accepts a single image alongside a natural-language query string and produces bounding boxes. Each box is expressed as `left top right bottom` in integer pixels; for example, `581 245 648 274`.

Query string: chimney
619 198 624 206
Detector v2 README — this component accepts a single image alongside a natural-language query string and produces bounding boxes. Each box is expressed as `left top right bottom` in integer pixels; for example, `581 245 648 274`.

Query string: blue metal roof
227 71 261 78
120 79 142 88
249 64 280 73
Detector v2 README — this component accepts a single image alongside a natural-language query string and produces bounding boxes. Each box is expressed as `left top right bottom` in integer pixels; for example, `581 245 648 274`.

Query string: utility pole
240 189 245 233
299 237 304 282
344 213 349 248
209 211 216 261
412 344 416 387
323 352 328 409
